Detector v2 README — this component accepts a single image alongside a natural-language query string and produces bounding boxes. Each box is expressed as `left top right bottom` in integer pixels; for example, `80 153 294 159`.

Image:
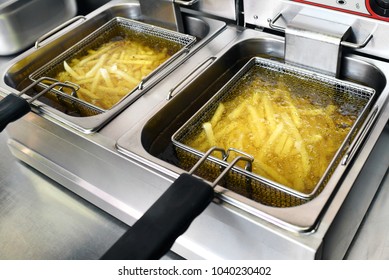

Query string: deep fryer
0 0 389 259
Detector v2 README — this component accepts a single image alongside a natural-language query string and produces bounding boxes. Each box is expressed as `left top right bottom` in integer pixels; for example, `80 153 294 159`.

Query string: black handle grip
101 173 214 260
0 94 30 132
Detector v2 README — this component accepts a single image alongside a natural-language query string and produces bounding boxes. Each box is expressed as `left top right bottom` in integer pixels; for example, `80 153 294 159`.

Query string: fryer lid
172 57 376 207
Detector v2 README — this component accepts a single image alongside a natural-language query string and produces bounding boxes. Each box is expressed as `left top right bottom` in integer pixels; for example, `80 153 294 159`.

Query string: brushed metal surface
285 13 351 76
1 120 388 259
347 168 389 259
0 0 77 55
139 0 184 32
0 131 181 260
244 0 389 60
0 132 127 259
1 0 388 260
192 0 236 21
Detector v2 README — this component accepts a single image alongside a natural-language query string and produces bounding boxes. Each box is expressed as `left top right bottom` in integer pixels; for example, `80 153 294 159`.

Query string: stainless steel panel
0 0 77 55
346 132 389 259
140 0 184 32
185 0 236 21
244 0 389 59
0 132 127 259
285 14 351 76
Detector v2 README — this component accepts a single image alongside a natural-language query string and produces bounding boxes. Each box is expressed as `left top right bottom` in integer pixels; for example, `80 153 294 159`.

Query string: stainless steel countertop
0 130 186 260
0 131 128 259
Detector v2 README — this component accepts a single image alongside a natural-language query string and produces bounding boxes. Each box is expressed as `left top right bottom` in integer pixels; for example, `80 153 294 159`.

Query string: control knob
370 0 389 17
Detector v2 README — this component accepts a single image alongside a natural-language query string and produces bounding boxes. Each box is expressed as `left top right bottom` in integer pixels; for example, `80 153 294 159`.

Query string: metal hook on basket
58 81 80 98
267 12 286 33
189 146 254 188
0 77 79 132
18 77 78 102
27 81 78 103
225 148 254 172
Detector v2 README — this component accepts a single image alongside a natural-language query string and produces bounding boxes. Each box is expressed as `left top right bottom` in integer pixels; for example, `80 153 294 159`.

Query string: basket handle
101 173 214 260
167 56 216 100
0 78 78 132
35 16 86 49
138 48 190 90
0 94 30 132
101 147 253 259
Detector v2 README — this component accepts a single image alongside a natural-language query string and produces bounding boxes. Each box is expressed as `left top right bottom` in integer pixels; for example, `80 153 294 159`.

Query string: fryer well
28 16 196 117
172 57 376 207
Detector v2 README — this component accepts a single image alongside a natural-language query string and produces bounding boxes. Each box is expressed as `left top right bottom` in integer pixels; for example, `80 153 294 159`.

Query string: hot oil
184 65 367 194
49 22 183 110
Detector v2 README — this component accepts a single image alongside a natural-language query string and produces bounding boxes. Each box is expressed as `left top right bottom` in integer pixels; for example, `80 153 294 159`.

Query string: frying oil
184 65 367 194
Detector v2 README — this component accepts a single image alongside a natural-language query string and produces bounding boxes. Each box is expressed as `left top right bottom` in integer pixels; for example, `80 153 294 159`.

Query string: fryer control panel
293 0 389 21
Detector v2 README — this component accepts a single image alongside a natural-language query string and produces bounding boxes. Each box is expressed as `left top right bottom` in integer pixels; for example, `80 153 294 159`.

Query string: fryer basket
172 57 376 207
33 80 104 117
29 16 196 116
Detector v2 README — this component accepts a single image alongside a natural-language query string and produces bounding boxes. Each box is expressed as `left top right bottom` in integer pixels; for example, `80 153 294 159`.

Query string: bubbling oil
184 66 367 194
53 26 182 110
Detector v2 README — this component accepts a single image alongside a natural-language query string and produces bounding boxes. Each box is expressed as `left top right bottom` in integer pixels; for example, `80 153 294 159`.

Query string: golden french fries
55 38 175 109
185 71 356 194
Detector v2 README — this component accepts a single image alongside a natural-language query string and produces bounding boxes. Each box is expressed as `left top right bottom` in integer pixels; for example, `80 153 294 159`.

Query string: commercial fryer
0 0 389 259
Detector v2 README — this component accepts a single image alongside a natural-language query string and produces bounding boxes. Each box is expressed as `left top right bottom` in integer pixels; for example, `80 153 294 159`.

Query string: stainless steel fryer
0 0 214 133
1 0 389 260
172 56 376 208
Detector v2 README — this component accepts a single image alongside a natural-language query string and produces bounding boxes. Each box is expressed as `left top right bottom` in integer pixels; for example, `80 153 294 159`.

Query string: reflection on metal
139 0 184 32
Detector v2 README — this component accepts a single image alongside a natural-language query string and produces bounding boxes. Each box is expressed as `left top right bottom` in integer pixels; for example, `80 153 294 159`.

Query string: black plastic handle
101 173 214 260
0 94 30 132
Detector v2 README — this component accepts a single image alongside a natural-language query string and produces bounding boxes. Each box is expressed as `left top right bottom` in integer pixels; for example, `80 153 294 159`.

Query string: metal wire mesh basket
29 16 196 116
172 57 376 207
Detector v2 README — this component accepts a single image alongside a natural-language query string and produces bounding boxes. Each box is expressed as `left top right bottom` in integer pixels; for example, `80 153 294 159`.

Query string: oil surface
184 65 367 194
53 25 182 110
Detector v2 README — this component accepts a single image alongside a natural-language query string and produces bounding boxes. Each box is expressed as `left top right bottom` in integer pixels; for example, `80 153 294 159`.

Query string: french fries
202 122 216 147
185 69 356 194
55 37 176 110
